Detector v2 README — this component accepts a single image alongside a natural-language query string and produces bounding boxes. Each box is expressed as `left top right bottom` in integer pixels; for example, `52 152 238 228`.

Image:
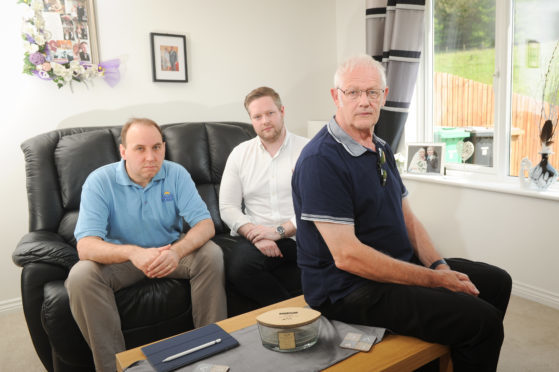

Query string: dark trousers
314 258 512 372
226 237 297 307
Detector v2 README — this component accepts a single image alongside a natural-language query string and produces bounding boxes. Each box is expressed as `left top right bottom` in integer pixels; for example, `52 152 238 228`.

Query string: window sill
401 172 559 202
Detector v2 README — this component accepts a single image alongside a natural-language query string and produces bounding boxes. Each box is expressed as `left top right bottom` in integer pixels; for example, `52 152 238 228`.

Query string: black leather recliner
13 122 302 372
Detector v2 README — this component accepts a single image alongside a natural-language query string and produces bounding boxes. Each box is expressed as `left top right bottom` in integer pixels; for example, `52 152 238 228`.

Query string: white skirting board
0 282 557 314
512 281 559 310
0 297 22 313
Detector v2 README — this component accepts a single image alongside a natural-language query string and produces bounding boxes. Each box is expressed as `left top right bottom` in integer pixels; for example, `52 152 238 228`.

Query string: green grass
435 48 495 86
434 41 557 98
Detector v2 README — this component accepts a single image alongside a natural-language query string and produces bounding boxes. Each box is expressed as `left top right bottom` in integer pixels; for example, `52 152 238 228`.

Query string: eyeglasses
337 88 385 101
377 148 387 187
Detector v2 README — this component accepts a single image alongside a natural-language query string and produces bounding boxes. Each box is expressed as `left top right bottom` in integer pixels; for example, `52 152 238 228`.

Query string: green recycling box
434 127 471 164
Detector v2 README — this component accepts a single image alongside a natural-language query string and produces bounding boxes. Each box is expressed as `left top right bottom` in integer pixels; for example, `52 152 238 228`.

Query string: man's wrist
429 258 448 270
276 225 286 239
169 245 182 258
237 223 255 239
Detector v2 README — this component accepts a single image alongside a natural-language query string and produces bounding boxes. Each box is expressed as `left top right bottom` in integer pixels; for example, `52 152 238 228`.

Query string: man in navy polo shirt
66 118 227 372
292 55 512 372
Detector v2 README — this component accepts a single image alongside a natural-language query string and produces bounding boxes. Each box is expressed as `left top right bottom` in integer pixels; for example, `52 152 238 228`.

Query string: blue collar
116 159 166 188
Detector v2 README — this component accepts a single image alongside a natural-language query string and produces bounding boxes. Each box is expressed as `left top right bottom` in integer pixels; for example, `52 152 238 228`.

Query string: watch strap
429 259 448 270
276 225 286 238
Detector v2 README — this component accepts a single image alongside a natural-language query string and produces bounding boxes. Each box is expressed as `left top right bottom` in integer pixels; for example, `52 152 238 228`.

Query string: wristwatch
276 225 286 239
429 258 448 270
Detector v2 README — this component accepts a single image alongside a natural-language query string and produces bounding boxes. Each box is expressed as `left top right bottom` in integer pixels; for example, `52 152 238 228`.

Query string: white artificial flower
23 40 39 53
52 64 73 83
31 0 44 11
33 33 45 46
51 62 67 76
22 23 35 36
70 64 85 78
34 16 45 29
63 71 73 82
82 67 96 80
38 70 50 79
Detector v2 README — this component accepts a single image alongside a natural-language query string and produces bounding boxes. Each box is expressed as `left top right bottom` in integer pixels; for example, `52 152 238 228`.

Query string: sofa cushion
164 124 211 184
195 183 225 233
116 278 192 330
58 211 79 247
54 130 119 210
207 123 255 183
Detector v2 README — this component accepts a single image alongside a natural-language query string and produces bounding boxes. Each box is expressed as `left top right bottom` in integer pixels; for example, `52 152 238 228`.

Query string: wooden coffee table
116 295 452 372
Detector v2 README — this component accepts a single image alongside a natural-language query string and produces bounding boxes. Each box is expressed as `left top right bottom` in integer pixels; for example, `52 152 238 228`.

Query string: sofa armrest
20 262 70 371
13 231 79 269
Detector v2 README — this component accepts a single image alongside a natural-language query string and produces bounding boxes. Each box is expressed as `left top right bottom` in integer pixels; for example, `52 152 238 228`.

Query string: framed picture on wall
150 33 188 82
406 143 446 175
40 0 99 64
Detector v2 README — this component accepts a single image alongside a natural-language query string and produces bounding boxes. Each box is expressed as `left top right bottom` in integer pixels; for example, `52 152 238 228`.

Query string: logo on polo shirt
162 191 174 202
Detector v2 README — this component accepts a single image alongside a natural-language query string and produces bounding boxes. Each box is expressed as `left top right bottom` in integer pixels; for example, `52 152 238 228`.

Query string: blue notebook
141 323 239 372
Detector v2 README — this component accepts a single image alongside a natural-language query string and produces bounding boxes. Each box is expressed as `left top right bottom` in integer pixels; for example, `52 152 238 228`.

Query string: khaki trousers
65 241 227 372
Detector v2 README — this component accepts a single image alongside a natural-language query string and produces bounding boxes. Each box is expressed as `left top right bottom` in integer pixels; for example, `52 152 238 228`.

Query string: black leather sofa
13 122 302 372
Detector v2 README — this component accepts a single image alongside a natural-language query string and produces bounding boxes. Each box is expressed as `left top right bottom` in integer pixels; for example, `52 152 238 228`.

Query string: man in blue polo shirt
292 55 512 372
65 118 227 372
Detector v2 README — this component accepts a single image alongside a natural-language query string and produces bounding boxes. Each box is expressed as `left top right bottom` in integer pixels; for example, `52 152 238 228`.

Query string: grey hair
334 54 387 89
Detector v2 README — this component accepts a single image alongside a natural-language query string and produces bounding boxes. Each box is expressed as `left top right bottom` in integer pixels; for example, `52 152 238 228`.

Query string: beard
258 124 283 143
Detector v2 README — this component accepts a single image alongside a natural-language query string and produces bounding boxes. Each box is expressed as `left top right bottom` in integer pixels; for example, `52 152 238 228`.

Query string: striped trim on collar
326 117 386 157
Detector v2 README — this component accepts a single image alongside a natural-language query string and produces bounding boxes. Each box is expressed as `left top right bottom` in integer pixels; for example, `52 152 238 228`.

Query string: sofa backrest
21 122 255 246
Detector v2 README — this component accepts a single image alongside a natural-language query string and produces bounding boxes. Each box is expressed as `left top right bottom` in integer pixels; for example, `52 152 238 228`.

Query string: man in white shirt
219 87 309 306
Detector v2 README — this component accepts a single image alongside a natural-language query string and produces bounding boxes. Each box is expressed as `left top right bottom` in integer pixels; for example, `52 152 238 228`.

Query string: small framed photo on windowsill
150 32 188 82
406 143 446 175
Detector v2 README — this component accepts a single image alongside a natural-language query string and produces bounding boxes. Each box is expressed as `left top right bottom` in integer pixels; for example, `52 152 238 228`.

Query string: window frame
417 0 514 178
408 0 559 198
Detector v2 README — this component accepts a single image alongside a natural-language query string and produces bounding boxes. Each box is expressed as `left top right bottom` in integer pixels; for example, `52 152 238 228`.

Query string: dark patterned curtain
366 0 425 150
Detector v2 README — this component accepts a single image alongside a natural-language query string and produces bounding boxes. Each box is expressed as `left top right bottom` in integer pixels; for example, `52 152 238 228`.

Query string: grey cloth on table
125 317 385 372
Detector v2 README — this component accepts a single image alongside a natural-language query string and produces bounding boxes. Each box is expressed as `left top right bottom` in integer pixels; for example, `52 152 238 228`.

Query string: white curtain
366 0 425 149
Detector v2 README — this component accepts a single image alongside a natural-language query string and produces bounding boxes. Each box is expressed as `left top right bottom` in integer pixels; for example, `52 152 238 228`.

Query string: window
511 0 559 177
420 0 559 178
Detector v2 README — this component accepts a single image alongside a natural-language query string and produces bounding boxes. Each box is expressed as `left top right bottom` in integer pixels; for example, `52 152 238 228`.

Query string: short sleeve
174 165 212 227
294 154 355 225
74 173 110 241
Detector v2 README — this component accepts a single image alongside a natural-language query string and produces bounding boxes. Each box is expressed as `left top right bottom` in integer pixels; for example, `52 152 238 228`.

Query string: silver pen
162 338 222 362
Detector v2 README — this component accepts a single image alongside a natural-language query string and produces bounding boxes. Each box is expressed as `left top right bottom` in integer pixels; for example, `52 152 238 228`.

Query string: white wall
1 0 369 308
335 0 366 63
5 0 558 313
405 179 559 309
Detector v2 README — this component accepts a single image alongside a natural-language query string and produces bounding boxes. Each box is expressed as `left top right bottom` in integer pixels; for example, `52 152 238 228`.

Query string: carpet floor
0 295 557 371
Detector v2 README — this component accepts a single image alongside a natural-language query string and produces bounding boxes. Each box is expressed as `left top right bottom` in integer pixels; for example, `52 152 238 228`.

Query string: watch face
277 226 285 236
